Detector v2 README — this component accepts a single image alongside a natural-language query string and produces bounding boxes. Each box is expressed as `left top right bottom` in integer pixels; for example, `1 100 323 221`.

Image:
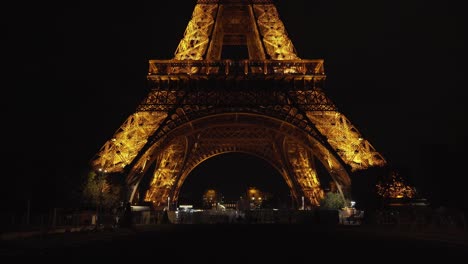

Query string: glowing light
91 112 166 173
91 0 388 209
376 171 416 199
307 112 386 171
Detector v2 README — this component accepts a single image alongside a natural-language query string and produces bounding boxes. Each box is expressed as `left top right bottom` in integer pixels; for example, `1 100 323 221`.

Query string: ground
1 224 467 259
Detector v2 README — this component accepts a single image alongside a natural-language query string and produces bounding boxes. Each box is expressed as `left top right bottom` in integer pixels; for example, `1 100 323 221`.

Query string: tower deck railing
148 59 325 76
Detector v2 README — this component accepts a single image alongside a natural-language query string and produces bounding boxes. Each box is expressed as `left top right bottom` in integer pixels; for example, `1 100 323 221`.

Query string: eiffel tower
91 0 386 209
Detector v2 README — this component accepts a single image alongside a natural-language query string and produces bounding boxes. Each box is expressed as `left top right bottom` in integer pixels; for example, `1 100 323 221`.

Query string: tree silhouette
82 170 121 211
320 192 347 209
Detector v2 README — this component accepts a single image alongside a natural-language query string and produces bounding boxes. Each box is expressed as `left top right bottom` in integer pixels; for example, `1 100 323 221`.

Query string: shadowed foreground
1 224 467 259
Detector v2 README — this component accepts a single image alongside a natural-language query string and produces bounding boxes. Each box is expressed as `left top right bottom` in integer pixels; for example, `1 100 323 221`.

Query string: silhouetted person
112 202 124 228
120 202 133 228
160 208 171 224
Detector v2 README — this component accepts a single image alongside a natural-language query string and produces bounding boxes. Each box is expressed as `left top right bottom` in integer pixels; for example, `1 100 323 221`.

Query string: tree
319 192 347 210
376 170 416 199
82 170 121 212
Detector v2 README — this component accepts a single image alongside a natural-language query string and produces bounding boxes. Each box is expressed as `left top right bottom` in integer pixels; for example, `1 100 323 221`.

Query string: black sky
4 1 467 210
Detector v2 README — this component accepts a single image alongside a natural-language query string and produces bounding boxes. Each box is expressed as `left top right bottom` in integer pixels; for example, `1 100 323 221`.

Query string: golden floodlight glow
376 171 416 199
91 0 388 208
307 112 386 171
91 112 166 173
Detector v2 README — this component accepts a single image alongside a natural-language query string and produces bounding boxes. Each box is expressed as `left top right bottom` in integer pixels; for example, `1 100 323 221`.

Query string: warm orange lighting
308 112 386 171
376 171 416 199
91 0 388 209
91 112 166 173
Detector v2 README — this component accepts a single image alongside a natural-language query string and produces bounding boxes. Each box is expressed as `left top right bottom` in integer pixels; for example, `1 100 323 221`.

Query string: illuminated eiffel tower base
91 0 386 209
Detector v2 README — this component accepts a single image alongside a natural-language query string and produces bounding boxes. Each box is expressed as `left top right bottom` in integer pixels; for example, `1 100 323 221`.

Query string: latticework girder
144 137 187 206
137 113 351 207
91 112 166 173
128 86 332 174
175 1 298 61
174 4 218 60
91 0 387 208
253 4 299 60
284 140 324 206
148 59 324 76
307 111 386 171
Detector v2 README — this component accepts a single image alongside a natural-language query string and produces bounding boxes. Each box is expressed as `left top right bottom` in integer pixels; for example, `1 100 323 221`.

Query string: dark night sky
4 0 467 211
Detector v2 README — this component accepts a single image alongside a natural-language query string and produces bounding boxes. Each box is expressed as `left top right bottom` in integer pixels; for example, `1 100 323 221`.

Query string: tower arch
129 112 352 208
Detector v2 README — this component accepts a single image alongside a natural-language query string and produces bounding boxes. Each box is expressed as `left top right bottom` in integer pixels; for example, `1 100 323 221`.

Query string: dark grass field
1 224 467 259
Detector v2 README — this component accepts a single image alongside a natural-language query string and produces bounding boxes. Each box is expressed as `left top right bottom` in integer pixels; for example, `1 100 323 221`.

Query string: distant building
247 187 266 209
202 189 223 209
221 202 237 209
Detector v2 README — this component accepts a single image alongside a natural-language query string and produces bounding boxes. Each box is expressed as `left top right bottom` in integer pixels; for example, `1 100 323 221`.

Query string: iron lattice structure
91 0 386 208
